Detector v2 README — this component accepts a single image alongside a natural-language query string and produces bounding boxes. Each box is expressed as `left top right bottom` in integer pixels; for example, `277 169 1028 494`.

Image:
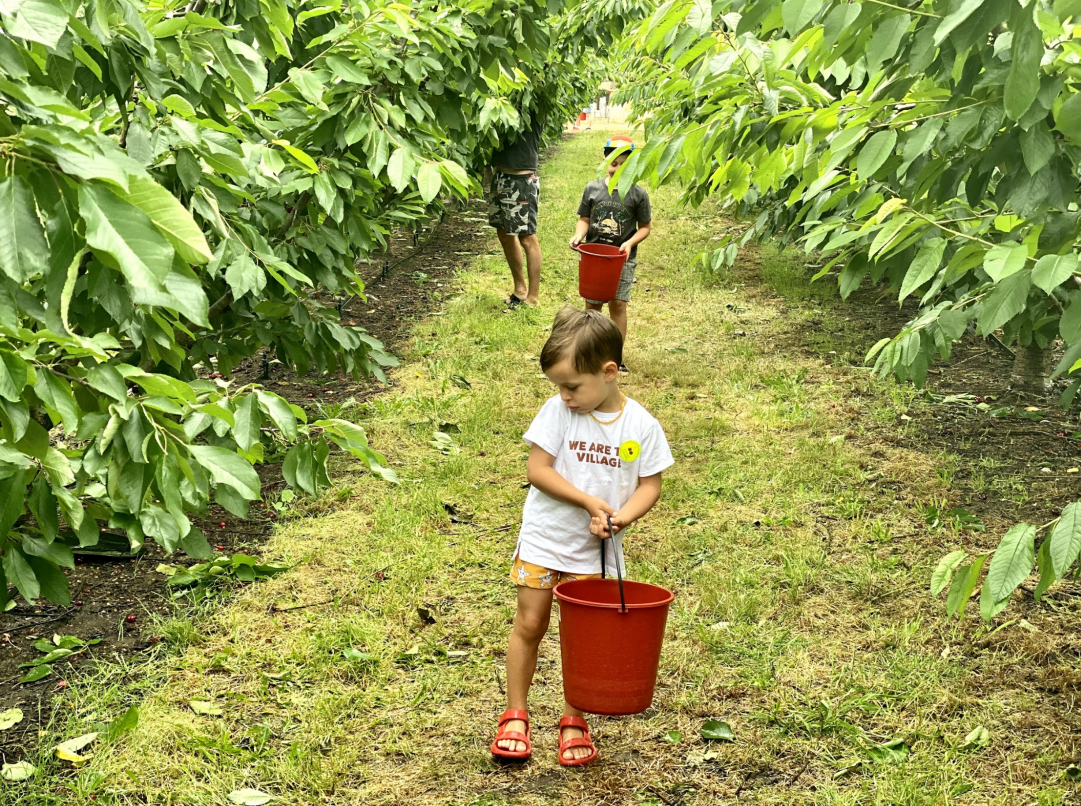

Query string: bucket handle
601 515 627 613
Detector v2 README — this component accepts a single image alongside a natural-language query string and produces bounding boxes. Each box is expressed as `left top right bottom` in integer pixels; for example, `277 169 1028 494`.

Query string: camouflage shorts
488 171 539 236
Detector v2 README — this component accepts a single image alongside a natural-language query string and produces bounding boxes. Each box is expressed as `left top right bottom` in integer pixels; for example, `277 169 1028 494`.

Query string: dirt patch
0 199 489 763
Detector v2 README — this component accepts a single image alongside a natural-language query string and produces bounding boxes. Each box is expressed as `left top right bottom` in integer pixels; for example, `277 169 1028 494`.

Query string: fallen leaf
228 788 275 805
19 665 52 684
190 700 223 716
54 732 98 765
1 760 36 781
701 720 734 741
662 730 682 743
0 708 24 730
960 726 990 751
866 738 909 763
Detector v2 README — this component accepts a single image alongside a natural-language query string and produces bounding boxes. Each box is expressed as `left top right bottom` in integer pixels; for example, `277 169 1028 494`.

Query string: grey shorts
488 172 539 236
583 258 636 304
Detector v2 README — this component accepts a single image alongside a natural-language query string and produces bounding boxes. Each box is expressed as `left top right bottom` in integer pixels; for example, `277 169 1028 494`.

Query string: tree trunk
1010 343 1052 393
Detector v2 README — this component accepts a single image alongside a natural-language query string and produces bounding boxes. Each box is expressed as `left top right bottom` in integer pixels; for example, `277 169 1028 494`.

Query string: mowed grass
9 129 1079 806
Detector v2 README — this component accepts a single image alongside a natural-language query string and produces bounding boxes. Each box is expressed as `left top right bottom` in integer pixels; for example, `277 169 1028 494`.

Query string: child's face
544 357 618 413
606 152 628 178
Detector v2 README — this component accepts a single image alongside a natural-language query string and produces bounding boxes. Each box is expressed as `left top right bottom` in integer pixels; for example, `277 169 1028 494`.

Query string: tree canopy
0 0 624 607
614 0 1081 618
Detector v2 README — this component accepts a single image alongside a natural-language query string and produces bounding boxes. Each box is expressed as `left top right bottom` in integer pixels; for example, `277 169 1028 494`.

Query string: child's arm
527 443 616 521
569 216 590 247
589 473 662 538
617 222 651 255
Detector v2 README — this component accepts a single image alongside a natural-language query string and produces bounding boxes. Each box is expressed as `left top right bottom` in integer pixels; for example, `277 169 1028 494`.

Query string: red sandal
557 715 598 767
491 708 532 761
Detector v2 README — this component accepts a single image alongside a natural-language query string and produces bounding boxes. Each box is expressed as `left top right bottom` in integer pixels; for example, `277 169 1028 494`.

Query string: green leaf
189 700 223 716
984 523 1036 604
416 162 442 203
79 183 174 291
0 176 50 283
1032 253 1077 293
945 555 986 618
117 175 212 265
283 442 317 494
1005 5 1043 121
232 393 262 452
867 738 909 763
188 445 260 500
931 550 967 596
256 390 298 440
960 726 990 751
1021 123 1055 175
1060 298 1081 344
977 270 1031 335
288 67 324 106
701 720 734 741
983 243 1027 282
1034 535 1056 602
0 351 28 403
387 147 414 192
5 0 69 48
1049 501 1081 576
225 254 266 299
104 705 139 741
934 0 985 44
1054 90 1081 142
781 0 823 34
19 663 51 684
899 237 945 300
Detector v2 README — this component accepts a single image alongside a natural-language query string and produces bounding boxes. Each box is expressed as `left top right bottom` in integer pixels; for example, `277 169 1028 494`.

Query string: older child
491 307 673 766
569 137 652 373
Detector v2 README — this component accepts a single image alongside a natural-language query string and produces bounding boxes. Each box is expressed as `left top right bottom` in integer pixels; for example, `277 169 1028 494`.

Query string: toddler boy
491 307 673 766
569 137 652 372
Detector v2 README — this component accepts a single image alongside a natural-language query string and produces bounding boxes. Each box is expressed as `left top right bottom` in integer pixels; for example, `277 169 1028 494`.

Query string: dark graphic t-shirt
577 181 652 261
492 110 543 172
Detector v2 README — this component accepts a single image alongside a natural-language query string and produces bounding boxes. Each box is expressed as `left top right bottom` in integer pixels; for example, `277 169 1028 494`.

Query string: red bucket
574 243 626 302
553 578 674 715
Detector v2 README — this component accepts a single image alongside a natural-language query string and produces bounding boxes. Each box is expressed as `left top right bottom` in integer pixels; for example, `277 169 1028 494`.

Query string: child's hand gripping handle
601 514 627 614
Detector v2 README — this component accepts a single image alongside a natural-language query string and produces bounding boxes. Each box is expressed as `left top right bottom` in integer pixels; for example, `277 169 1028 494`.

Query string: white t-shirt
516 394 675 574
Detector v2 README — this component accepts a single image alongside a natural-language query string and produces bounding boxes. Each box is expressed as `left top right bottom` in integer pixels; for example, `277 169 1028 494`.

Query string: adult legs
496 228 527 302
497 586 553 753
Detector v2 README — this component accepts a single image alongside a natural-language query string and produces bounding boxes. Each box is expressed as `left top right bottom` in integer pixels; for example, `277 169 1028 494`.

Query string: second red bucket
574 243 626 302
554 577 675 715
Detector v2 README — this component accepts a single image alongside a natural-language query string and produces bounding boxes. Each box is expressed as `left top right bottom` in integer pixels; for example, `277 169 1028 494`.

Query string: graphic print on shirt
568 439 627 467
591 199 632 244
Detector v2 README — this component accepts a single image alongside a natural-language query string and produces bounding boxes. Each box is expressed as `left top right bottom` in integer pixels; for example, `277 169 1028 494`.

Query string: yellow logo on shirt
619 440 641 462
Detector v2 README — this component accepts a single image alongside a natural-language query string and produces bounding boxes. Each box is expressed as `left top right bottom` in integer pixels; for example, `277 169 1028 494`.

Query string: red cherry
307 393 314 398
149 637 160 643
74 600 84 607
216 545 224 551
375 572 384 580
219 522 226 528
57 680 68 689
125 614 137 624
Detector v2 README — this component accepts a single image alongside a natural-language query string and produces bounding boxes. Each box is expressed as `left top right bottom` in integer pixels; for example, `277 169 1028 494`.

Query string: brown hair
540 307 623 373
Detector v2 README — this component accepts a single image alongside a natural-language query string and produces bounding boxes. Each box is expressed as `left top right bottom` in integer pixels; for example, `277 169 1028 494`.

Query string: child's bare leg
608 300 628 338
560 702 593 761
498 586 553 752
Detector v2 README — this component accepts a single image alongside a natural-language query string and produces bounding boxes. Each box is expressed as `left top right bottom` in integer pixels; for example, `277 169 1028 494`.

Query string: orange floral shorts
510 554 603 589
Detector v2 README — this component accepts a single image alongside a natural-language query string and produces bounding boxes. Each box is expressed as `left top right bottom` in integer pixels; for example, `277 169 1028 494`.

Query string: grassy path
33 132 1075 805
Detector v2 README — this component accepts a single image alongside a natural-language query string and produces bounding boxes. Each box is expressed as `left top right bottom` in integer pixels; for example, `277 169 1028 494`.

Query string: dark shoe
507 294 525 309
